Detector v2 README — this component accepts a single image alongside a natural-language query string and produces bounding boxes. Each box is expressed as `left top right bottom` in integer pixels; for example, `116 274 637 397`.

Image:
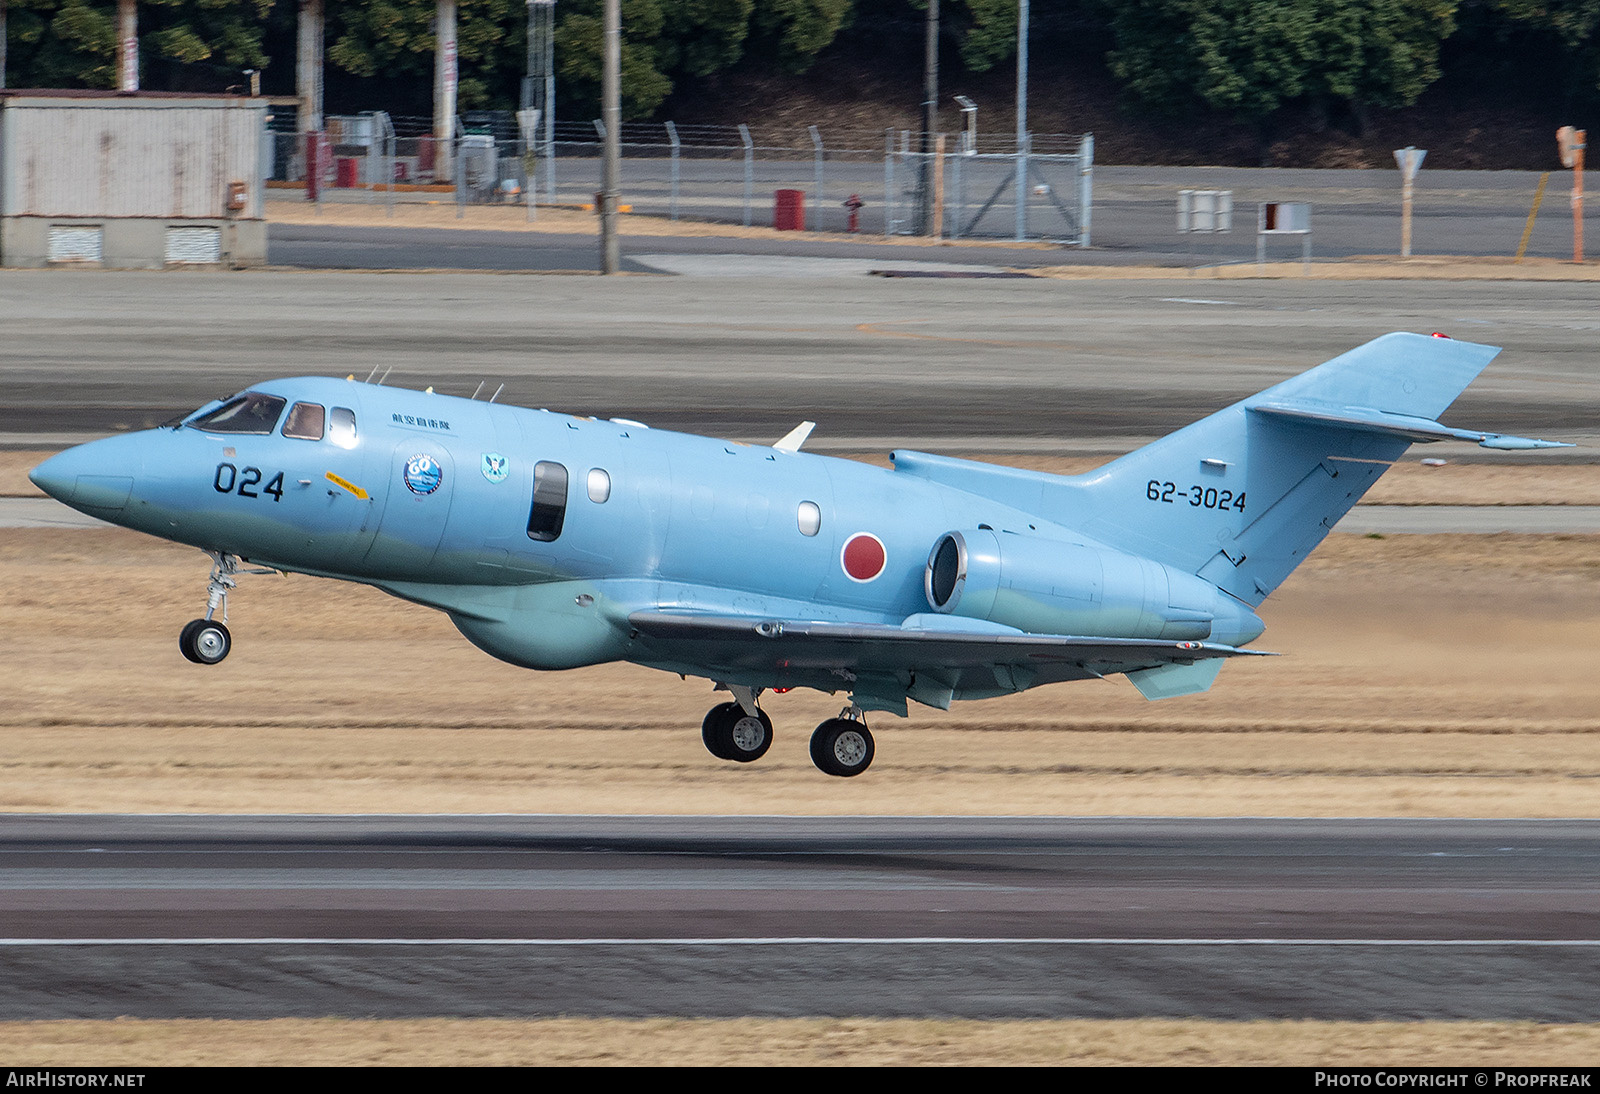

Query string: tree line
6 1 1598 127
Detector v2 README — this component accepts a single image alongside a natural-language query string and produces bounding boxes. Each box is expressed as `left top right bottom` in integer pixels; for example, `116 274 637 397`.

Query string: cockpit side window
188 392 287 435
329 407 357 449
282 402 326 440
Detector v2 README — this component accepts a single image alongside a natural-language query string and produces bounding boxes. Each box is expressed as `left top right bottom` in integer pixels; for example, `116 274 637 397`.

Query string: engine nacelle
924 529 1255 643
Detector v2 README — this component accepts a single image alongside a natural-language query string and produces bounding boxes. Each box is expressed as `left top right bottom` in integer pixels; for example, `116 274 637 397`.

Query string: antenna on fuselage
363 365 381 383
375 364 395 386
470 381 485 401
488 383 505 403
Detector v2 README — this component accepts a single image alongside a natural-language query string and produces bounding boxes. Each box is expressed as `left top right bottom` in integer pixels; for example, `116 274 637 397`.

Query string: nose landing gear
177 551 256 665
810 706 875 778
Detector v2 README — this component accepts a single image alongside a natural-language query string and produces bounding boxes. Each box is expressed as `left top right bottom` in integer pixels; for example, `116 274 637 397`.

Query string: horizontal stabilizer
1251 401 1571 450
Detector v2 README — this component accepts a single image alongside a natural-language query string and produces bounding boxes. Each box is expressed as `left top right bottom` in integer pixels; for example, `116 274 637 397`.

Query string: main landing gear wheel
701 702 773 763
178 618 232 665
810 717 875 778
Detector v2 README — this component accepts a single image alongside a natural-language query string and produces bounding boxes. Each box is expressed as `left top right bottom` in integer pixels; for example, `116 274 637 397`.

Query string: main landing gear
700 693 876 777
177 551 248 665
701 702 774 763
810 707 875 778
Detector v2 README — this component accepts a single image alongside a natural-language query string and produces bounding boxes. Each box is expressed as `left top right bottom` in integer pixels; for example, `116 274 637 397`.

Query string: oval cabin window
797 500 821 537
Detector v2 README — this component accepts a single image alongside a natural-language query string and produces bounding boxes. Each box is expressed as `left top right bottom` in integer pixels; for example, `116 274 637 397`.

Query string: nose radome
29 438 142 515
28 449 83 503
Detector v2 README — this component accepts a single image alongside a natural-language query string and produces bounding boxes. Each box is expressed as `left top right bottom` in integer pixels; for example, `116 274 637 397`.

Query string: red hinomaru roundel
841 533 886 582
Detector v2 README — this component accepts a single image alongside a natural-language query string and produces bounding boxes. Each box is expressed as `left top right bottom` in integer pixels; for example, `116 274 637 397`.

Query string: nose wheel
177 550 264 666
810 707 875 777
701 701 773 763
178 618 232 665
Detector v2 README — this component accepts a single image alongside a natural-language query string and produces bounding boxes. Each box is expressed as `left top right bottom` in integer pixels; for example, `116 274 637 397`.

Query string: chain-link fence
266 111 1093 244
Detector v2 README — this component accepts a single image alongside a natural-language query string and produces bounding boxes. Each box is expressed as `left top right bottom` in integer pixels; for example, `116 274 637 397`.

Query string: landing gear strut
701 701 773 763
178 551 243 665
810 706 875 777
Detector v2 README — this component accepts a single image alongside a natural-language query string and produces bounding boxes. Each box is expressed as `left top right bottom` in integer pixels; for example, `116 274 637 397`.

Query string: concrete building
0 90 267 269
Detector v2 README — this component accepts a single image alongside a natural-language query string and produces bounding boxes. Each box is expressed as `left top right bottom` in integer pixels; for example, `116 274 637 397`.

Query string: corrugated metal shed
0 92 266 220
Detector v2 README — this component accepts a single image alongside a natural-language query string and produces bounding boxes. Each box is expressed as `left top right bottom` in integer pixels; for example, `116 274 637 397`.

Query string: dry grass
1029 255 1600 281
2 527 1598 816
263 198 1056 249
0 1017 1597 1066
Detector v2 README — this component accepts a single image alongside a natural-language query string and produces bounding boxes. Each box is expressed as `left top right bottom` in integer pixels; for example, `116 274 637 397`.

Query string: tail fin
1053 333 1562 606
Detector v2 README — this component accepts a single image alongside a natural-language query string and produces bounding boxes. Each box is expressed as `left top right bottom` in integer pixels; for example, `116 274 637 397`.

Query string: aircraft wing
626 609 1271 671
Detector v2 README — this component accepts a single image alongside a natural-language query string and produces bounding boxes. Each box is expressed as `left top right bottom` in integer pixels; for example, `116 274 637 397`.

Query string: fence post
455 131 466 218
883 128 893 238
545 120 556 205
739 124 753 228
809 124 823 232
384 112 396 219
1078 132 1094 247
949 138 961 240
666 121 680 221
1014 131 1030 242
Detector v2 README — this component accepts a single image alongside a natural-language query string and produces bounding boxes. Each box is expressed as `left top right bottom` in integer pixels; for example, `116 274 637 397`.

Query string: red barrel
335 158 360 188
773 189 805 231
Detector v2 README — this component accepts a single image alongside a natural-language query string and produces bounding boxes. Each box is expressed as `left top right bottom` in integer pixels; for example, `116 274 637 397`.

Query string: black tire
178 619 206 663
809 718 874 777
701 702 773 763
179 618 231 665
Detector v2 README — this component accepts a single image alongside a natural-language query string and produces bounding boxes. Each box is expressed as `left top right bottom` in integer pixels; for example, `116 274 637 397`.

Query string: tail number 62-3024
1146 480 1245 512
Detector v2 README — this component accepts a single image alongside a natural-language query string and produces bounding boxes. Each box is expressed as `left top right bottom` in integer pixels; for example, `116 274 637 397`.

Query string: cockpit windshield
187 392 288 435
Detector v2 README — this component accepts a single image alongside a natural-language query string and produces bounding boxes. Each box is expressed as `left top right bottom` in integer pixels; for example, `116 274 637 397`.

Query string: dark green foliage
328 0 524 110
4 0 1595 124
7 1 272 91
1106 0 1458 123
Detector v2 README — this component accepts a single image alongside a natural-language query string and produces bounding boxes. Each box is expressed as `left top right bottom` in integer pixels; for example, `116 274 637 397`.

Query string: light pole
1014 0 1029 242
599 0 620 274
524 1 556 203
918 0 940 235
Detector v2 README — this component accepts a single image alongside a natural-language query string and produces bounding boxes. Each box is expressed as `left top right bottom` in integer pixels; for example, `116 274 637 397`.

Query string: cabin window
527 461 569 542
586 468 611 503
329 407 358 449
188 392 286 435
797 500 821 537
282 402 326 440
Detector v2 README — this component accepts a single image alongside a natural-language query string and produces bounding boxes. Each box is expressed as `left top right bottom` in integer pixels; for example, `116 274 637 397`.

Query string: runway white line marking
2 937 1599 947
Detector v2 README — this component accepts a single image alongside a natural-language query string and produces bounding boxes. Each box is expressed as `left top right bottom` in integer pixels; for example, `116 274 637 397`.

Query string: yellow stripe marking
325 472 369 500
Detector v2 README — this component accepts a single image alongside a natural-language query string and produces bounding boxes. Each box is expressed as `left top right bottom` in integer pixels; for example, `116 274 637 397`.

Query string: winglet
774 421 816 453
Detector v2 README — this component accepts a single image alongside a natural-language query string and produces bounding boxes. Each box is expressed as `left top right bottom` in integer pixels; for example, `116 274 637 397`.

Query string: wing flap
627 609 1271 670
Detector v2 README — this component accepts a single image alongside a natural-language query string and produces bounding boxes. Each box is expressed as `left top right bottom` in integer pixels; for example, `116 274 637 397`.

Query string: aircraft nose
27 450 76 502
29 438 141 515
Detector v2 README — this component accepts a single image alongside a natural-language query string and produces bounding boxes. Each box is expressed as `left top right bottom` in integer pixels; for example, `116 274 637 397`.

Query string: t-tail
892 333 1565 701
1056 332 1567 608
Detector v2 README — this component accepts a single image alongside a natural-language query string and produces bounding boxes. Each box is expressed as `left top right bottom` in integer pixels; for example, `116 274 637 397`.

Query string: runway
2 815 1598 1020
1 272 1594 448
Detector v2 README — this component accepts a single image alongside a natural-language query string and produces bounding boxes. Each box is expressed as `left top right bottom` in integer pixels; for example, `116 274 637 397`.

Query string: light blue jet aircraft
30 332 1566 776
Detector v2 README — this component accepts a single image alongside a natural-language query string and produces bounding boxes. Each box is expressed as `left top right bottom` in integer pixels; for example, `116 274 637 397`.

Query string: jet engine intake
924 529 1217 641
